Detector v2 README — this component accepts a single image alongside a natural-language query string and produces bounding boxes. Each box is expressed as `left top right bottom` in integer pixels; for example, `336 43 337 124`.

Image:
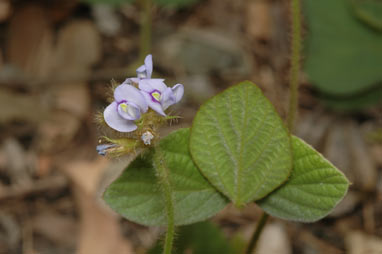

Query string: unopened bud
141 131 154 145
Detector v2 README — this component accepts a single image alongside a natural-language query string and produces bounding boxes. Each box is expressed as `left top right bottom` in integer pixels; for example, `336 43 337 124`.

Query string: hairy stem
139 0 152 62
246 0 302 253
245 213 269 254
153 148 175 254
287 0 302 132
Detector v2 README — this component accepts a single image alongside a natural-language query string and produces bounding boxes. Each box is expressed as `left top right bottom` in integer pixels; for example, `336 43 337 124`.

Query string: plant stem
139 0 152 62
245 212 269 254
153 148 175 254
246 1 302 253
287 0 302 132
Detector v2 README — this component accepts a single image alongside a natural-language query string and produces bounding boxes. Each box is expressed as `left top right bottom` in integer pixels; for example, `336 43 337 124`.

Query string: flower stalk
139 0 152 63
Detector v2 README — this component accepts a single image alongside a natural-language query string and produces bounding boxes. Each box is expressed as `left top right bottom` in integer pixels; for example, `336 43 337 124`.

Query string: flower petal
172 84 184 103
96 144 117 156
139 79 167 93
144 54 153 78
114 84 148 112
117 101 141 120
141 91 166 116
104 102 138 132
136 65 146 78
136 54 153 79
161 87 176 110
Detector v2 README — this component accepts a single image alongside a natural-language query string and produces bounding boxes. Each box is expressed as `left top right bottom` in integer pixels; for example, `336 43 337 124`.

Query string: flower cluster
104 55 184 133
97 55 184 156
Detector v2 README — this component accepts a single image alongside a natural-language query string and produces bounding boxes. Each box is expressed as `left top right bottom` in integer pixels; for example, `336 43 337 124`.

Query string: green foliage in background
149 221 238 254
82 0 201 8
154 0 200 8
351 0 382 31
303 0 382 109
82 0 134 5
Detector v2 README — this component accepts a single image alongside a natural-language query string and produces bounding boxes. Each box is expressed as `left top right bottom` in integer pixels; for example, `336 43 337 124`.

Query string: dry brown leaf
348 123 377 192
62 158 134 254
52 20 102 83
62 158 109 195
329 191 361 218
1 138 32 185
346 231 382 254
0 88 48 123
0 0 11 22
54 83 90 118
32 211 77 246
256 223 291 254
370 144 382 166
47 0 78 23
6 4 54 82
37 111 81 153
75 191 133 254
296 111 331 149
246 0 272 42
324 121 353 183
298 230 343 254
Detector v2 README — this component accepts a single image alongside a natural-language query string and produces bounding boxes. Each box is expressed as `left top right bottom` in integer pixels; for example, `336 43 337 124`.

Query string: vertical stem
246 1 302 253
153 148 175 254
287 0 302 132
139 0 152 62
245 213 269 254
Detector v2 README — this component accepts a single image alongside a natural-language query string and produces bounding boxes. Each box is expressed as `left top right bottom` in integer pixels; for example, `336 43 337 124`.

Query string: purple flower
122 54 153 85
136 54 153 79
119 54 184 116
104 84 148 132
96 144 117 156
139 79 184 116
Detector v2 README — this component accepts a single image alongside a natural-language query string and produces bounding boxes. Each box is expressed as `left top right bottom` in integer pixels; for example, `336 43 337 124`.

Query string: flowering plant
97 55 183 156
97 55 349 254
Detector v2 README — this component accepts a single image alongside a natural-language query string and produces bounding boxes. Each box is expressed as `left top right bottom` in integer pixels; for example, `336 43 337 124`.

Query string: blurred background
0 0 381 253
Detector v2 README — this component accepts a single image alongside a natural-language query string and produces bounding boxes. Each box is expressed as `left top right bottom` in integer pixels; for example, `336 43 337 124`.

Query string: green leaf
257 136 350 222
190 81 292 206
104 128 228 226
148 221 237 254
304 0 382 96
154 0 201 8
320 83 382 111
351 0 382 31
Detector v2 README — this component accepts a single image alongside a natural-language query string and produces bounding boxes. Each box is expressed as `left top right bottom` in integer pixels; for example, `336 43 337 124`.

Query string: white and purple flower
104 84 148 132
136 54 153 79
103 54 184 133
122 54 153 85
96 144 117 156
139 79 184 116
